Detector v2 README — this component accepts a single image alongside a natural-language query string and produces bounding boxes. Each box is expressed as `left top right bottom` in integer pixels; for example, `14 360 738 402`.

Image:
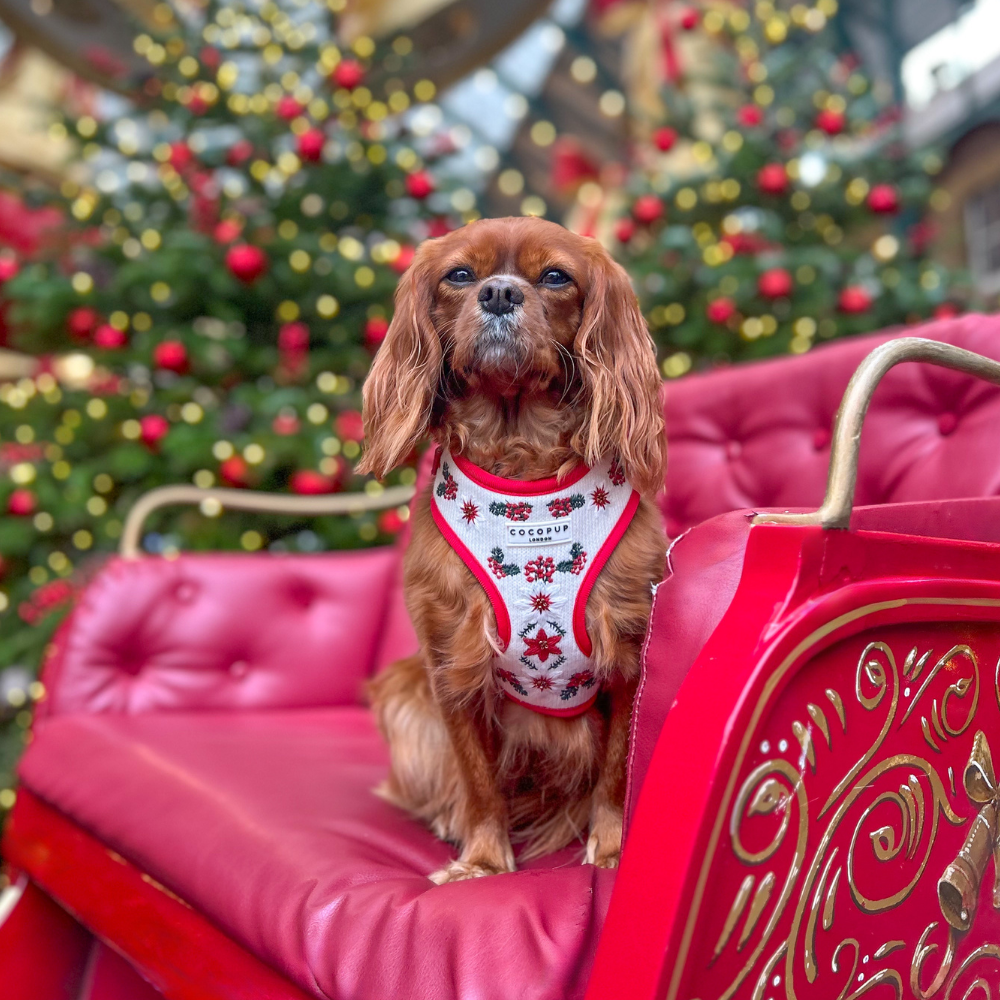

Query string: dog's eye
445 267 475 284
539 269 571 286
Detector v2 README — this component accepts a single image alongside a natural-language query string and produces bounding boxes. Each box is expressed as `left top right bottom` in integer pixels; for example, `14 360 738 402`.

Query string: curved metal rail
119 483 417 559
752 337 1000 529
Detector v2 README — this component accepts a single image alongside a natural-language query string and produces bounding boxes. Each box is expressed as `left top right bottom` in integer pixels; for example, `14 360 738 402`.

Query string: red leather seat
9 313 1000 1000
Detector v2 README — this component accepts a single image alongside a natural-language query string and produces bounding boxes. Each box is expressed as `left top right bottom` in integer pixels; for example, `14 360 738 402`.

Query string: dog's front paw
429 858 512 884
584 804 623 868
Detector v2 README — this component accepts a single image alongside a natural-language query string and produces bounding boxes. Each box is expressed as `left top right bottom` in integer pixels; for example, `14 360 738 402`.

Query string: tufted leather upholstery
16 313 1000 1000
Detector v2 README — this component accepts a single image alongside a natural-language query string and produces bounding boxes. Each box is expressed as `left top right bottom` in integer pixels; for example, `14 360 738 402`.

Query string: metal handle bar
752 337 1000 529
119 483 416 558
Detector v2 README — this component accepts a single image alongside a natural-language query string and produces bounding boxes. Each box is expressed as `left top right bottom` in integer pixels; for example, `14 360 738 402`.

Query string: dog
357 216 666 883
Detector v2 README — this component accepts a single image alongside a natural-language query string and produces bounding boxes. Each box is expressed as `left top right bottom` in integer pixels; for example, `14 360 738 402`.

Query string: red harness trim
503 688 600 717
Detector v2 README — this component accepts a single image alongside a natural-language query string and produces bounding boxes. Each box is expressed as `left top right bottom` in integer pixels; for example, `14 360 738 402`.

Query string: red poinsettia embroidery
523 628 562 663
529 591 553 612
568 671 596 689
524 556 556 583
496 667 528 696
609 457 626 486
590 485 610 510
547 494 585 518
460 497 479 525
531 675 555 691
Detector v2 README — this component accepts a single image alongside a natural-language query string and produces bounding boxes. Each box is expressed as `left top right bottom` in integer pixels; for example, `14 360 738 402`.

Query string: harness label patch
506 519 573 546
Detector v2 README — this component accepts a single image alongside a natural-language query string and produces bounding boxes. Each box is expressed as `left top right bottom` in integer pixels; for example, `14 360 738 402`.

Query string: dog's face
358 216 665 493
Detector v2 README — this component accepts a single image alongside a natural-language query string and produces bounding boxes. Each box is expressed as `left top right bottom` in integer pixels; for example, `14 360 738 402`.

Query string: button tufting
725 441 742 461
937 413 958 436
812 428 830 451
174 581 198 603
229 660 249 679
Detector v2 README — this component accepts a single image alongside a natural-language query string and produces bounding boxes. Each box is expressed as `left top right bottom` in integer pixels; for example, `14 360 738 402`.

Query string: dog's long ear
356 247 442 477
574 242 665 495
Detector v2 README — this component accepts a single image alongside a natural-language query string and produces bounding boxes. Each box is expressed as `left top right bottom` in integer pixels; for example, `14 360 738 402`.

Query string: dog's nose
478 281 524 316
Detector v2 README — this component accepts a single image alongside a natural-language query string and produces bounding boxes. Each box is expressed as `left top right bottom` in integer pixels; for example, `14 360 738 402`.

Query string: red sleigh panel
592 522 1000 1000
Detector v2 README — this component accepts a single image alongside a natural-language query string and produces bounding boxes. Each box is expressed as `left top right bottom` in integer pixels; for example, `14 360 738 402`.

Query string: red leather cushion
18 708 612 1000
662 314 1000 535
40 550 399 718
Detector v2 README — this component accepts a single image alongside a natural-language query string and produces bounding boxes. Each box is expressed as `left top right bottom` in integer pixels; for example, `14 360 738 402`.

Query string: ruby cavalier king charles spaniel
358 216 666 883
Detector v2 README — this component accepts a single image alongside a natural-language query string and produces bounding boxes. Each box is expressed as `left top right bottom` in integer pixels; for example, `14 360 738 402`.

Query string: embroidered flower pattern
547 494 585 518
556 542 587 575
561 670 596 701
496 667 528 697
531 675 555 691
435 462 458 500
514 585 565 615
608 457 626 487
489 500 533 521
590 485 611 511
523 628 563 663
487 547 521 579
524 555 556 583
459 496 480 526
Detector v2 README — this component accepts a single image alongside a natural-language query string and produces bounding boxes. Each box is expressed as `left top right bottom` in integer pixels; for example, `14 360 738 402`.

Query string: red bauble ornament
378 508 406 535
153 340 189 373
335 410 364 441
706 297 736 324
758 268 793 299
0 258 19 283
679 6 700 29
757 163 789 195
632 194 665 224
199 46 221 69
737 105 763 127
93 323 127 349
365 316 390 348
139 414 170 446
331 59 365 90
169 142 194 170
815 109 845 135
427 217 454 238
291 470 335 495
867 184 900 214
653 127 678 152
278 322 310 354
67 307 100 341
614 218 636 243
227 139 254 166
185 93 208 115
391 245 415 273
213 219 242 244
277 96 304 120
838 286 873 314
405 171 435 199
220 455 249 486
8 488 36 516
272 412 300 435
225 244 269 283
297 129 325 163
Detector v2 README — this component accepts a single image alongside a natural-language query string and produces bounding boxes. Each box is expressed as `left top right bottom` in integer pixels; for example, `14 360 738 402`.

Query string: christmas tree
613 0 967 378
0 0 472 805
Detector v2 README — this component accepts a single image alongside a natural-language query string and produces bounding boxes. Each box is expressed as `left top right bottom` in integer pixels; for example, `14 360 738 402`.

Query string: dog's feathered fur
358 217 666 882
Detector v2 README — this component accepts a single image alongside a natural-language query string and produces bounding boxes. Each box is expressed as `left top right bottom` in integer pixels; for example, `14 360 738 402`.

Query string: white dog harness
429 447 639 716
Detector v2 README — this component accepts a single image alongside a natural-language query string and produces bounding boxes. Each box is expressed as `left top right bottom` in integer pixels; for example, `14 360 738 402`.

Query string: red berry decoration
291 470 335 495
706 297 736 324
679 6 700 29
227 139 254 166
93 323 127 349
225 243 269 283
169 141 194 170
815 109 845 135
867 184 900 214
653 127 678 152
391 245 415 273
278 322 310 354
335 409 364 441
737 105 763 127
67 307 100 341
405 171 435 199
139 414 170 446
364 316 390 348
0 257 19 283
8 489 36 516
757 163 789 195
838 286 872 314
331 59 365 90
276 95 303 120
758 268 793 299
632 194 664 224
297 129 325 163
614 218 636 243
220 455 249 487
153 340 189 373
